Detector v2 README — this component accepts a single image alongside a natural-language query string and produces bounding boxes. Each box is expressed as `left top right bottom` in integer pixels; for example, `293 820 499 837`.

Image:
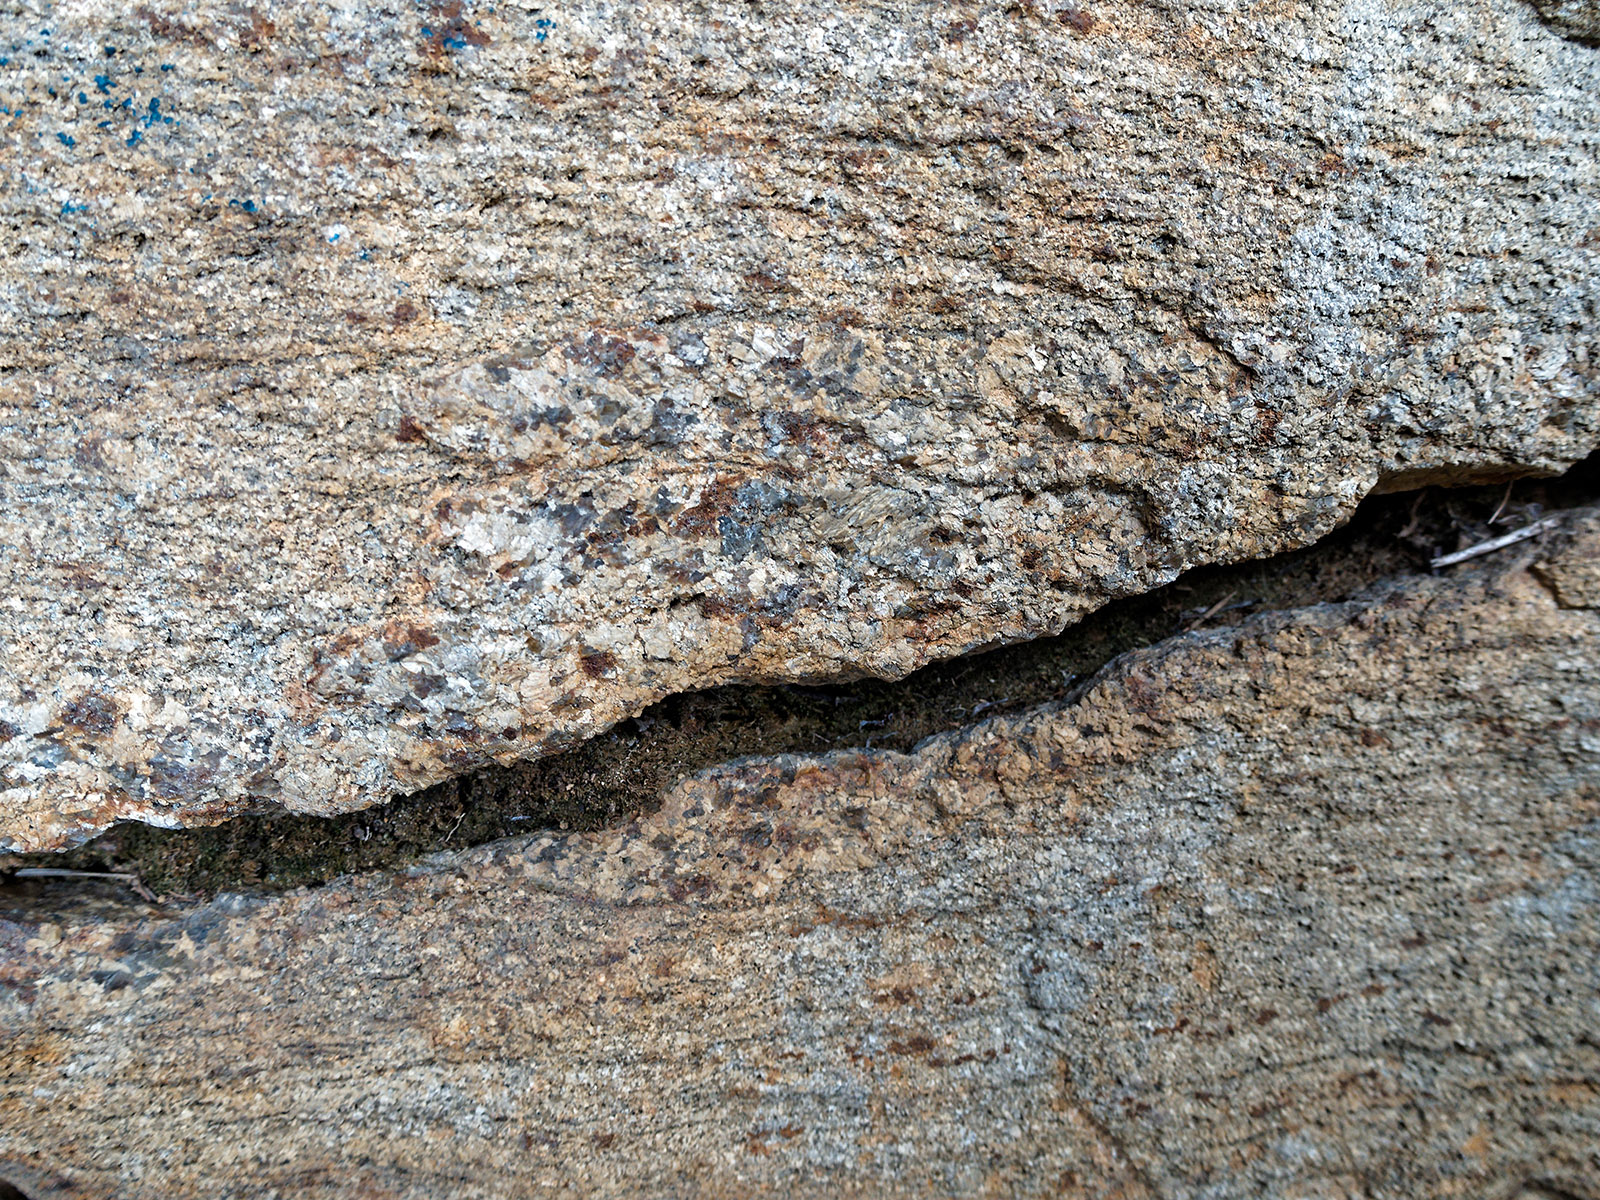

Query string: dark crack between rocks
3 456 1598 917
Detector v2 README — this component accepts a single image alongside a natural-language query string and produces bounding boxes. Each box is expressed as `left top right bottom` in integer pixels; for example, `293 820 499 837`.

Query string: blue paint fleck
60 200 89 214
56 132 74 147
126 127 142 147
104 45 116 57
534 17 554 41
228 198 258 213
93 74 113 93
160 63 174 72
77 91 86 103
359 249 371 261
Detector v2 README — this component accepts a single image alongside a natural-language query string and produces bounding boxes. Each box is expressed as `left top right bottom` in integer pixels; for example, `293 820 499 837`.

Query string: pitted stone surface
2 512 1598 1198
2 0 1598 848
1533 0 1600 41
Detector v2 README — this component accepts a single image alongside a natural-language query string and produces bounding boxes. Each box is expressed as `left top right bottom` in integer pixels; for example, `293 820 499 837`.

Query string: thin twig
440 811 467 846
1431 516 1561 568
1487 480 1515 526
970 697 1014 716
1397 490 1428 540
1185 591 1237 632
7 867 157 901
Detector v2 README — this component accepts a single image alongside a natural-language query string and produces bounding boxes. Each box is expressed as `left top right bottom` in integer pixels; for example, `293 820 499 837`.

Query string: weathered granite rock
3 0 1598 849
2 511 1597 1198
1533 0 1600 41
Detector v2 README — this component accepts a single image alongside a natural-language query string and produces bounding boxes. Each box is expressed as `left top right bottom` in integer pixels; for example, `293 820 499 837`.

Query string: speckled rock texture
3 0 1599 849
3 512 1598 1198
1533 0 1600 42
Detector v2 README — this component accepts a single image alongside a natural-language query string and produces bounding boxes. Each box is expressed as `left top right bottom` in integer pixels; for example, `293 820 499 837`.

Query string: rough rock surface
3 0 1599 849
1533 0 1600 42
3 511 1598 1198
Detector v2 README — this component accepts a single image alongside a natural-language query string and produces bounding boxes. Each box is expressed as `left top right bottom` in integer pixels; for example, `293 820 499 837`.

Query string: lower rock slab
2 511 1599 1198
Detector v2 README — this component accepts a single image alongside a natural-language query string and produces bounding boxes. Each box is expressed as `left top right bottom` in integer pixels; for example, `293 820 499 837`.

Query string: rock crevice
9 469 1593 899
2 506 1596 1197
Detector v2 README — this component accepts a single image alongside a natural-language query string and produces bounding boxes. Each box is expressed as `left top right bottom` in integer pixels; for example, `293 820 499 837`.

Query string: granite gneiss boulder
3 509 1598 1198
2 0 1598 849
1533 0 1600 41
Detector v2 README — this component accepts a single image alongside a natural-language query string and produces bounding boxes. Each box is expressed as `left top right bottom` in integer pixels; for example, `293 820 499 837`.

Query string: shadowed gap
3 455 1597 913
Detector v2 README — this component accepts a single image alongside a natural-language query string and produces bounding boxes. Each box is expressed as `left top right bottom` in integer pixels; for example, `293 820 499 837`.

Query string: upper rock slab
4 509 1598 1198
2 1 1597 849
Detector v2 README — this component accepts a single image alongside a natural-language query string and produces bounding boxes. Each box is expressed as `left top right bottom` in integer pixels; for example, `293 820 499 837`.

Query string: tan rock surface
2 0 1599 848
2 511 1597 1198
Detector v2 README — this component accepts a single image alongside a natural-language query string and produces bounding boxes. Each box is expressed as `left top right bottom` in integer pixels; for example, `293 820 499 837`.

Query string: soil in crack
4 460 1598 913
